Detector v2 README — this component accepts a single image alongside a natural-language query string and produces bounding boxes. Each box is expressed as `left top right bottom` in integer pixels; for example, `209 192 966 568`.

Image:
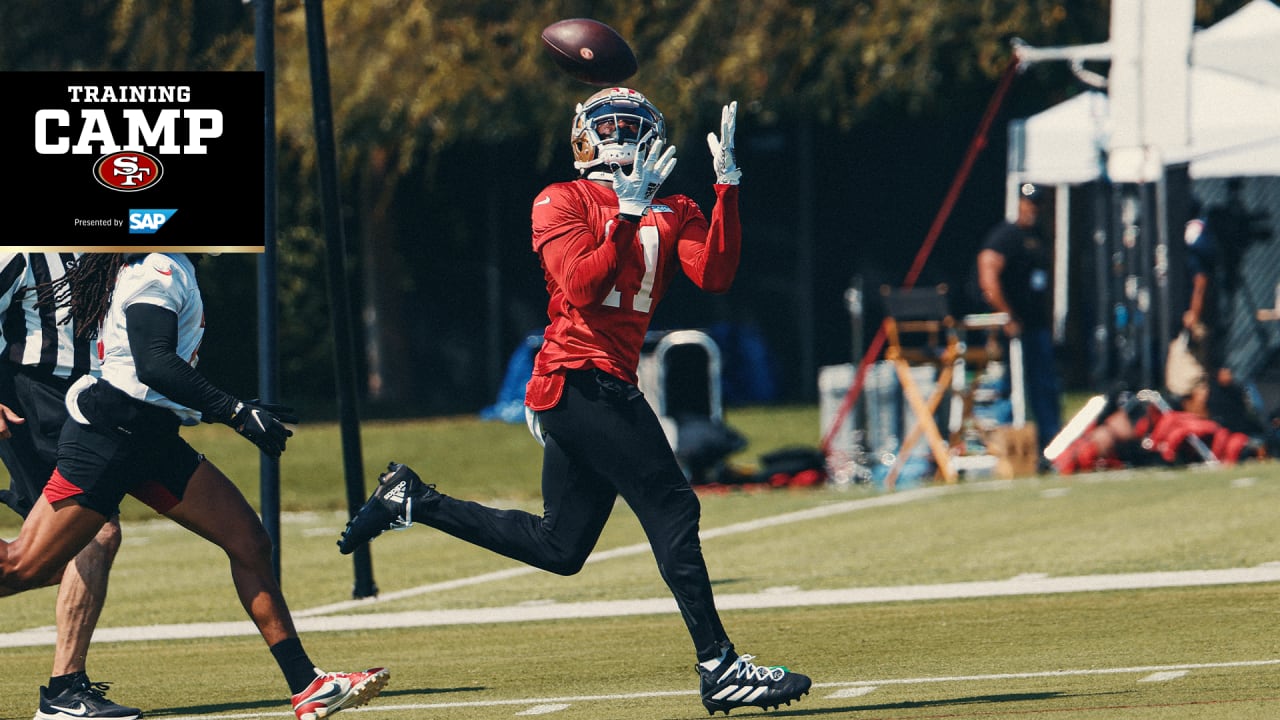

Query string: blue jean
1016 327 1062 452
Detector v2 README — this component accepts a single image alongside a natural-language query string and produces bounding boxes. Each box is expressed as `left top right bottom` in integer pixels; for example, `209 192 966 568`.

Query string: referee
0 253 138 720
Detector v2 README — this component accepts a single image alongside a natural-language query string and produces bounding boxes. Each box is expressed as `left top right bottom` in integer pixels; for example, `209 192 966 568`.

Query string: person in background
0 252 136 720
977 182 1062 460
1180 196 1225 383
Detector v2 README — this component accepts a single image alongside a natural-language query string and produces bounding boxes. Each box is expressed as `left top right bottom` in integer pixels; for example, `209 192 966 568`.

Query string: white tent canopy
1013 91 1108 185
1012 0 1280 183
1180 67 1280 177
1194 0 1280 87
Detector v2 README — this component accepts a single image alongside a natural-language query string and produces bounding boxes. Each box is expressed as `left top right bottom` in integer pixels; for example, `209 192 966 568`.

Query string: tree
0 0 1255 411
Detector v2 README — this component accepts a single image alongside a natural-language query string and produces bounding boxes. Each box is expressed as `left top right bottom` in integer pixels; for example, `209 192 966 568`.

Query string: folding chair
879 285 959 488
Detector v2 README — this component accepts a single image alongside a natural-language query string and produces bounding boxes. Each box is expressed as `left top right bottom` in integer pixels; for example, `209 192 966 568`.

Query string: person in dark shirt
977 182 1062 456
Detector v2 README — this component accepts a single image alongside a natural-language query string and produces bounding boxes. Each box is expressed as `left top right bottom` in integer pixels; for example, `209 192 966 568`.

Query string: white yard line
3 564 1279 648
1140 670 1190 682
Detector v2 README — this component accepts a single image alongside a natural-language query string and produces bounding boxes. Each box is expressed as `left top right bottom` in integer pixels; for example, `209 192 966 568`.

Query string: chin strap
585 170 616 182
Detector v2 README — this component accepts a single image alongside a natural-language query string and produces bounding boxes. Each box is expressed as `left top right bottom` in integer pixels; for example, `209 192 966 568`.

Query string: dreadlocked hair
39 254 125 339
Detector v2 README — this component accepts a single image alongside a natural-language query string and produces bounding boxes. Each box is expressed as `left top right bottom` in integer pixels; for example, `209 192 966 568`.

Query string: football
540 18 637 86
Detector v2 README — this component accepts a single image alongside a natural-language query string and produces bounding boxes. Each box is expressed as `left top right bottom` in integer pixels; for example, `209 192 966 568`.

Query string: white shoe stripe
712 685 740 700
726 686 755 702
744 686 769 702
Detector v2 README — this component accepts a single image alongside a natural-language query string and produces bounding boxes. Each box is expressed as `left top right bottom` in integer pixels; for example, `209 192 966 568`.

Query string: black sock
47 671 85 695
269 637 318 695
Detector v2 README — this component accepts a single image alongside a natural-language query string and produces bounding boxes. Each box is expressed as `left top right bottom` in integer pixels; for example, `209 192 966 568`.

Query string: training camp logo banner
3 71 264 253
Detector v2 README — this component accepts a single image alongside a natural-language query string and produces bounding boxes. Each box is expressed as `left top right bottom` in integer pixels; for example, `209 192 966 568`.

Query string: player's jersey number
603 225 659 313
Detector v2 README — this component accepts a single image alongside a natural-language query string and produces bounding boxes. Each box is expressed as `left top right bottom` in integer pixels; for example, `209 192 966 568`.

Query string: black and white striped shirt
0 253 97 382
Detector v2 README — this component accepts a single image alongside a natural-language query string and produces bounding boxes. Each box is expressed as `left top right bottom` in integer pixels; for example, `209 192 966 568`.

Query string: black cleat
337 463 436 554
698 651 811 715
35 675 141 720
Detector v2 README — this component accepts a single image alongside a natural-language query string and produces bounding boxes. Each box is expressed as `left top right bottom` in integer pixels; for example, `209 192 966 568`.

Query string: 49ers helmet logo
93 151 164 192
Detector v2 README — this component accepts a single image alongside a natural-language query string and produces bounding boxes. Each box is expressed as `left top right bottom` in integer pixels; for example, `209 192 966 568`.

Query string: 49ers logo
93 151 163 192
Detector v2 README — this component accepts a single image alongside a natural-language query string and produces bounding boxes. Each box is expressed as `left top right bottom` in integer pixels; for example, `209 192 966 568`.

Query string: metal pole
845 277 864 363
844 277 865 436
253 0 282 580
486 173 502 400
303 0 377 598
1154 169 1172 377
1117 184 1139 386
1091 178 1111 391
797 118 816 402
1138 182 1154 389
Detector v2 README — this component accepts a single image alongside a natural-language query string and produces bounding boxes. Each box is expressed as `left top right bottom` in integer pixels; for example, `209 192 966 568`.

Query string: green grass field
3 403 1280 719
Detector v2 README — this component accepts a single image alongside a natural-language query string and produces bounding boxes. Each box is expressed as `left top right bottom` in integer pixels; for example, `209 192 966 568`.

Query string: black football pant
0 367 72 518
413 369 730 662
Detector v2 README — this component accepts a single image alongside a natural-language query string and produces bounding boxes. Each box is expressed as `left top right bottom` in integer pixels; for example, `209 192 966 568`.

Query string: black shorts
0 366 75 518
53 380 202 518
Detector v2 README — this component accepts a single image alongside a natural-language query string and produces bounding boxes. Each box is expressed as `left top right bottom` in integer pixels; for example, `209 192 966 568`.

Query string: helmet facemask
571 88 666 179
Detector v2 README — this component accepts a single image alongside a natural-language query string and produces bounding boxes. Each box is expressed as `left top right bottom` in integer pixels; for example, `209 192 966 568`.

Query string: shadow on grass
146 685 485 716
743 690 1130 716
709 576 753 588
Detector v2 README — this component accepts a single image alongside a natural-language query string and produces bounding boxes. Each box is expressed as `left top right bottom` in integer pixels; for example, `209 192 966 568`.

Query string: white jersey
96 253 206 424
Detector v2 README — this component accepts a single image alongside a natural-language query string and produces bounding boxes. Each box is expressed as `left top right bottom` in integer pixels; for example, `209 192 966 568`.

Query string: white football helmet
571 87 666 177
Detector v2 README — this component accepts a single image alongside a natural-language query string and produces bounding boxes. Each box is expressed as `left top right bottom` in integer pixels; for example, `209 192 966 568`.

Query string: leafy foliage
3 0 1251 174
0 0 1257 411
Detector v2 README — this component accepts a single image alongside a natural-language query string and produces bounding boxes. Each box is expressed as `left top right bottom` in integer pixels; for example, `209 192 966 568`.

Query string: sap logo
94 151 164 192
129 209 177 234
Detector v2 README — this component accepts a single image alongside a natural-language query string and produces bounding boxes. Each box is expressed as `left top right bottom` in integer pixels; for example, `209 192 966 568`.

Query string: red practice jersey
525 178 740 410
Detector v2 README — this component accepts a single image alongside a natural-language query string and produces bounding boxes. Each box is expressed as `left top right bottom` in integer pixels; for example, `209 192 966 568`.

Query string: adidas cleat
291 667 389 720
35 675 141 720
337 462 436 554
699 651 811 715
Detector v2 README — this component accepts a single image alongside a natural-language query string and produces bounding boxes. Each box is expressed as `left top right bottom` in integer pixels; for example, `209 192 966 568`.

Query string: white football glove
612 138 678 219
706 101 742 185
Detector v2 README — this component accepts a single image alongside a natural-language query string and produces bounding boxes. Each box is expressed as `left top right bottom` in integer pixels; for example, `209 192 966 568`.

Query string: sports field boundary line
150 659 1280 720
3 564 1278 648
